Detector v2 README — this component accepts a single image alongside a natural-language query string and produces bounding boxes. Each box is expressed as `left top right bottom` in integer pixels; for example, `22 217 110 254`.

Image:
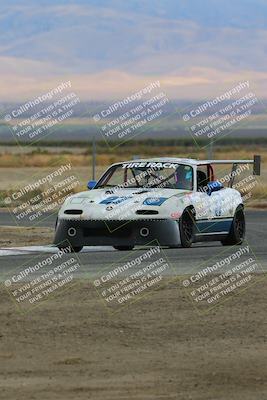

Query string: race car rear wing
197 155 261 175
253 155 261 176
196 155 261 189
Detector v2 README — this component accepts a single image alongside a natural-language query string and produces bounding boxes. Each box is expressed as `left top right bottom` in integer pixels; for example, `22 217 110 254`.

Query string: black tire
221 208 245 246
71 247 83 253
58 245 83 253
179 209 195 248
113 245 134 251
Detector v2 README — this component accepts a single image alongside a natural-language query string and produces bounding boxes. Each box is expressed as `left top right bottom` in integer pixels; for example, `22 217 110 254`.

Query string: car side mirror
87 180 97 190
207 181 223 196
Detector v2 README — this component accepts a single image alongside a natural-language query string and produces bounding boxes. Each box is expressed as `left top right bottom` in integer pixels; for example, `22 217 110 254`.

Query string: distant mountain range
0 1 267 101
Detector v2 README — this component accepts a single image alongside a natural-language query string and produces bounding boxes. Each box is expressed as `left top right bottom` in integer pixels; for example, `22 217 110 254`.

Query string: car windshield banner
122 162 179 169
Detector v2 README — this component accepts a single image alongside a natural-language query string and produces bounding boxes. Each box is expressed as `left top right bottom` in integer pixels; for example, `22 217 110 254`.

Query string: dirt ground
0 277 267 400
0 226 54 247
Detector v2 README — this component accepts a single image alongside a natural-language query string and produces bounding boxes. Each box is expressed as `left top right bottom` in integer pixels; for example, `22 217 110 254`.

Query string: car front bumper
54 218 181 248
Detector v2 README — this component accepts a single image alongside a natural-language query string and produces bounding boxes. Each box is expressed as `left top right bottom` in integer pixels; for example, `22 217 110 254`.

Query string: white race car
54 155 261 252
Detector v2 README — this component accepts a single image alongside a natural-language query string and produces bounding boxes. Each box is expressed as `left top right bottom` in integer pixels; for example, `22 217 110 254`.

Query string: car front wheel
179 209 195 248
58 245 83 253
113 246 134 251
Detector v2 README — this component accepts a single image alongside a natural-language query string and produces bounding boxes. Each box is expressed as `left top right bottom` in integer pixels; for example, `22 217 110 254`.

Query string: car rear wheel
221 208 245 246
179 209 195 248
113 246 134 251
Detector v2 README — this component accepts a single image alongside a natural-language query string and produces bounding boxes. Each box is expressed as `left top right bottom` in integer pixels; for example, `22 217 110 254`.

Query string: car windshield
95 161 193 190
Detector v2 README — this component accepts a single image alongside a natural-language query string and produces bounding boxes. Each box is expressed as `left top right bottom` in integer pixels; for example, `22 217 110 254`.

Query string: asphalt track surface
0 210 266 282
0 210 56 228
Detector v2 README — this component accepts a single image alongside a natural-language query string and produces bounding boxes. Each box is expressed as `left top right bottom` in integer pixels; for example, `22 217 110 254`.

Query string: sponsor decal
100 196 131 205
143 197 167 206
122 162 179 169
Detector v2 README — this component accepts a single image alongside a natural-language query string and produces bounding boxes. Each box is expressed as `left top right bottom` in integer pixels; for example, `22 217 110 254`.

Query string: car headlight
143 197 167 206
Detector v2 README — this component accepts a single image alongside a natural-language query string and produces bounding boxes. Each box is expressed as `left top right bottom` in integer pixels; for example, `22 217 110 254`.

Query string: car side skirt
194 218 233 242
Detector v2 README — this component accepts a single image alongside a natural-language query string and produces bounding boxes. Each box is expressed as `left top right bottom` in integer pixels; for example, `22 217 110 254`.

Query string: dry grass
0 153 90 168
0 145 265 205
0 226 53 247
0 145 266 168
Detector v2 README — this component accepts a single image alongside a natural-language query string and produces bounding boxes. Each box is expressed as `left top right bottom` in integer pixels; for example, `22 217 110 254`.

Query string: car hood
67 187 188 203
59 187 191 221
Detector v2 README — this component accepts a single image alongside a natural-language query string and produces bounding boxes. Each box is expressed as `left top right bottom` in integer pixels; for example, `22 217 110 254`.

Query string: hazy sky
0 0 267 101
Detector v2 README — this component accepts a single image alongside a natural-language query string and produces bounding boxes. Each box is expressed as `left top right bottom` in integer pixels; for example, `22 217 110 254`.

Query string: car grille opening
83 225 132 238
64 209 83 215
136 210 159 215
